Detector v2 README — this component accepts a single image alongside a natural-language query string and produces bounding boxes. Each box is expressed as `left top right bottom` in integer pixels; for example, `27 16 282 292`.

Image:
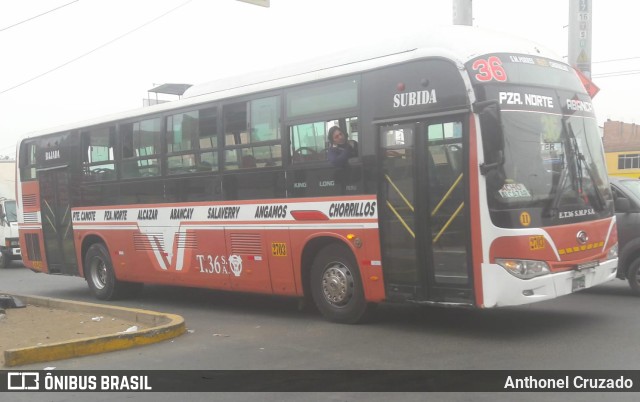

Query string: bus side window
166 107 219 175
223 97 282 170
120 118 161 178
289 117 358 164
81 125 116 181
19 142 37 181
290 122 327 163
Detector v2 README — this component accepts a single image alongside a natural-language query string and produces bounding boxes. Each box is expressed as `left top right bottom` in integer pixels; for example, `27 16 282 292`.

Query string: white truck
0 161 20 268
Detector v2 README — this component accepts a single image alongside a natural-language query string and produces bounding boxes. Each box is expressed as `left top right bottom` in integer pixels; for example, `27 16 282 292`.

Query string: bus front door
38 166 78 276
379 117 473 304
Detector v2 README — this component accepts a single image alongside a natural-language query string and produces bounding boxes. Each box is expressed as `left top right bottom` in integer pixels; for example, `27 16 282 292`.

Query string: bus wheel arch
301 237 337 302
81 236 142 300
80 234 108 278
84 242 118 300
301 237 372 324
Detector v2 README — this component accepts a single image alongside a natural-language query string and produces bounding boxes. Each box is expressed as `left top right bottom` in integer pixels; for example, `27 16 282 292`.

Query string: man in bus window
327 126 357 168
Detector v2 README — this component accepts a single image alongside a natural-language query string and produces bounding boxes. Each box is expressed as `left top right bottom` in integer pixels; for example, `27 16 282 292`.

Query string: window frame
287 114 360 166
118 115 163 179
164 105 220 176
618 154 640 170
81 124 117 181
222 94 283 171
19 141 38 181
285 76 360 120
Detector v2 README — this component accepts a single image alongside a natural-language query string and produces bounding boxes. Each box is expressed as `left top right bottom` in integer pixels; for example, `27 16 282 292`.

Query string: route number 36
472 56 508 82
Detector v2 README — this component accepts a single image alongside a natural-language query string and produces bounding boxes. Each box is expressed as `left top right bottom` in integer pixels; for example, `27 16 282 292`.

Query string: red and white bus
17 27 617 323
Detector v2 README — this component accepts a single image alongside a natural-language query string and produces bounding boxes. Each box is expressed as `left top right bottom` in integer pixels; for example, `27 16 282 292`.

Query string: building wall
603 120 640 177
605 152 640 178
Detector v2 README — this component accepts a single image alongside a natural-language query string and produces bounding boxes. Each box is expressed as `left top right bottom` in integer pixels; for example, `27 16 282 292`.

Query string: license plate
577 260 599 270
572 273 586 292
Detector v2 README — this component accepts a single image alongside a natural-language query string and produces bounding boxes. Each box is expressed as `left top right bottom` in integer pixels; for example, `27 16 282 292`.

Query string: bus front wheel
310 244 371 324
85 243 142 300
627 257 640 296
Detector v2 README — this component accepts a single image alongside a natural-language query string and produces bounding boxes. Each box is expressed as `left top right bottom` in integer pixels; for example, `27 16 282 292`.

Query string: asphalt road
2 261 640 401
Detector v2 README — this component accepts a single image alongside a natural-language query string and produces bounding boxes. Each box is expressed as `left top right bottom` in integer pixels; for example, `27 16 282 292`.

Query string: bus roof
19 25 558 141
183 25 557 99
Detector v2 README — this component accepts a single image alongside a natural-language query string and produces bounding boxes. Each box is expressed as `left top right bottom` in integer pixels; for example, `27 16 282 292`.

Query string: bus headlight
496 258 550 279
606 243 618 260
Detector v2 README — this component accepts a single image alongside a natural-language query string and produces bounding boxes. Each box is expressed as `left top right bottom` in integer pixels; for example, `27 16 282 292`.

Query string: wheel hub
321 263 354 306
91 258 107 290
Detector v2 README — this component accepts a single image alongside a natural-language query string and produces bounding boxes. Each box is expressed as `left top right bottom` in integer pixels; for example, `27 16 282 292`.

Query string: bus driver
327 126 357 167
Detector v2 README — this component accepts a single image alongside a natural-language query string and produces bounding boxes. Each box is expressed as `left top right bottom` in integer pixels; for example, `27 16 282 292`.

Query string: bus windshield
467 53 614 228
486 110 613 227
4 200 17 223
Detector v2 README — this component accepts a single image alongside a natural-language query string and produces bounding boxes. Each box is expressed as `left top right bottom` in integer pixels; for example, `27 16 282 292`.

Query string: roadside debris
0 294 25 309
119 325 139 334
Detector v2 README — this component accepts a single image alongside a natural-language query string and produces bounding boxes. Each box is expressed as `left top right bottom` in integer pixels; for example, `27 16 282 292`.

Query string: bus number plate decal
271 242 287 257
529 235 545 251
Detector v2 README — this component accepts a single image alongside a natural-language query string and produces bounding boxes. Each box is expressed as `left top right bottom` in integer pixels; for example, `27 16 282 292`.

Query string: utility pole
453 0 473 26
568 0 592 78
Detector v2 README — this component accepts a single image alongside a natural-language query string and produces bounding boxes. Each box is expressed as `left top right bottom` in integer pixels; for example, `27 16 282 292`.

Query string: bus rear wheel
310 244 371 324
85 243 142 300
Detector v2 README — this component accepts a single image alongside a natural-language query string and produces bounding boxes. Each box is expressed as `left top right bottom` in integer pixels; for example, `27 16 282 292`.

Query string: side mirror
615 196 631 213
474 101 505 175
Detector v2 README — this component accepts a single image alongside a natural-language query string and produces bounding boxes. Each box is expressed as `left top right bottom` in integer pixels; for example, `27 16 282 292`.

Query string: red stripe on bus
468 114 484 307
290 210 329 221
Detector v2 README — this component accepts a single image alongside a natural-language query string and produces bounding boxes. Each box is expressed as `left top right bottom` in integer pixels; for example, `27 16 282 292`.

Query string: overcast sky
1 0 638 157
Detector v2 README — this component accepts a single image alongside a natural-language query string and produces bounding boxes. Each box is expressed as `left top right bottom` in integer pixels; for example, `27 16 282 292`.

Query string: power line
0 0 193 96
0 0 80 32
593 56 640 64
592 69 640 78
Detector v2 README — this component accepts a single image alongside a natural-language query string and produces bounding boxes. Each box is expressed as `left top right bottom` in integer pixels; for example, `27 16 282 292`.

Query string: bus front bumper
481 258 617 308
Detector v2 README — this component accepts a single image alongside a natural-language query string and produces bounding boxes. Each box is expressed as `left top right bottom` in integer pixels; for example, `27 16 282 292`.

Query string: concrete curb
3 294 186 367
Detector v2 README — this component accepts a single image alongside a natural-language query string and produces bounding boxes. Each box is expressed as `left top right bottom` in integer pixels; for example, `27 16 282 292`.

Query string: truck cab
0 198 20 267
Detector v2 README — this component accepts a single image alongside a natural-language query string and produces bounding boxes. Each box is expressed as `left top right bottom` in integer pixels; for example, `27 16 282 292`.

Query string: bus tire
85 243 124 300
627 257 640 296
310 243 371 324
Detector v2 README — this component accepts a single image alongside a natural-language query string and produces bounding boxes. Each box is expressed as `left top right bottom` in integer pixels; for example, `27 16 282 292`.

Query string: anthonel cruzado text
505 375 633 390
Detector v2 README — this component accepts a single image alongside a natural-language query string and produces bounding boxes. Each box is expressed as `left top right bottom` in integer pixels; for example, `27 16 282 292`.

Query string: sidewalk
0 294 185 367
